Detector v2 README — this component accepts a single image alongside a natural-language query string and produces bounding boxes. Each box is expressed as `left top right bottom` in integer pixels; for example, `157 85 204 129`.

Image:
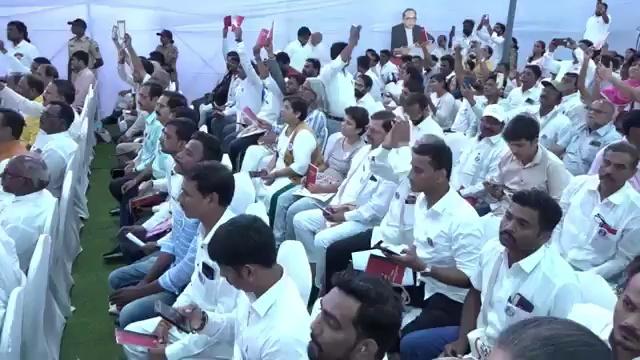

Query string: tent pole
501 0 518 66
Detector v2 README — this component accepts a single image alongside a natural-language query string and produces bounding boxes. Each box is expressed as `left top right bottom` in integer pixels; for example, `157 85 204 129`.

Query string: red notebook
417 28 429 44
223 15 232 28
129 192 166 210
257 22 274 47
115 329 160 348
306 164 318 188
232 16 245 30
365 255 406 285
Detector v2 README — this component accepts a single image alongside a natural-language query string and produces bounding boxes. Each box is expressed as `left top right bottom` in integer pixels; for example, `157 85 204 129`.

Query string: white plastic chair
49 170 77 318
245 202 269 225
444 132 471 165
22 234 54 360
0 284 25 360
277 240 312 304
230 172 256 214
577 271 617 310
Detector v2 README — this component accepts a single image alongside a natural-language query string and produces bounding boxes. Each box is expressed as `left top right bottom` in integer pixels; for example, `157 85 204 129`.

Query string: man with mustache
308 271 402 360
435 189 580 359
552 141 640 282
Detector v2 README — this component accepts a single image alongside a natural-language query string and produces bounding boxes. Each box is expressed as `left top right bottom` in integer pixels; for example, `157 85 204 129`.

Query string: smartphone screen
154 301 190 333
117 20 126 43
248 170 264 178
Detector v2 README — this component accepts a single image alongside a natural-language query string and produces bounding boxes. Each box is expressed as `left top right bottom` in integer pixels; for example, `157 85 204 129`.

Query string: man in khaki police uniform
155 29 179 90
67 18 103 81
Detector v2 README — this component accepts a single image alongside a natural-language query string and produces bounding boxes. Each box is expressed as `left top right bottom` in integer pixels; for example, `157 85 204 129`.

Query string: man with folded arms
552 141 640 282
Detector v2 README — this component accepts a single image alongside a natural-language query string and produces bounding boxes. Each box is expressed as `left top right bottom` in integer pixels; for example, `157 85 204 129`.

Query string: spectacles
587 106 610 115
404 16 417 20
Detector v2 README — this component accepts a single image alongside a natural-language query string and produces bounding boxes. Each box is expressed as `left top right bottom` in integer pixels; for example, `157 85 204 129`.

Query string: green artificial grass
59 143 124 360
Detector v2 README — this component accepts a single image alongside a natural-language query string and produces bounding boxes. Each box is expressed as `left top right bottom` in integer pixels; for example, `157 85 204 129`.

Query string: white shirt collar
250 270 287 317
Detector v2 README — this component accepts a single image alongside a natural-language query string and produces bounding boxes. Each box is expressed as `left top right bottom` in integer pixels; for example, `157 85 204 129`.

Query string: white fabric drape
0 0 638 117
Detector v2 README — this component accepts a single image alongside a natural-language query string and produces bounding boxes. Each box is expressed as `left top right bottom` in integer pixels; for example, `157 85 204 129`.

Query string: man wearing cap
533 79 572 149
451 104 509 213
67 18 103 81
155 30 179 90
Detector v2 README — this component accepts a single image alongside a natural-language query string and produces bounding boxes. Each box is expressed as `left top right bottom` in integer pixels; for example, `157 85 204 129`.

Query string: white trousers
240 144 272 173
293 209 370 287
122 316 232 360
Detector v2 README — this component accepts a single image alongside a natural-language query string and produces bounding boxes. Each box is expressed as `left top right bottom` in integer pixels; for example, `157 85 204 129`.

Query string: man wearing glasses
390 8 429 57
549 99 621 176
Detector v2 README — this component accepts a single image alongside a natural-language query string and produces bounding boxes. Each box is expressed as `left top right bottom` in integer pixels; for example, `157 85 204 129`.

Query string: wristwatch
191 310 208 333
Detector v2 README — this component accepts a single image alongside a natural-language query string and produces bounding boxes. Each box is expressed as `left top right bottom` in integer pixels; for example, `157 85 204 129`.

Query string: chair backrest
277 240 312 304
22 234 52 360
444 132 472 165
577 271 618 310
0 284 25 360
245 202 269 225
230 173 256 214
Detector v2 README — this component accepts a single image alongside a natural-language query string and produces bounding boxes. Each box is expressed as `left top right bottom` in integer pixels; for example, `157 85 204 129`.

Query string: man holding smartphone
122 161 239 360
584 0 611 49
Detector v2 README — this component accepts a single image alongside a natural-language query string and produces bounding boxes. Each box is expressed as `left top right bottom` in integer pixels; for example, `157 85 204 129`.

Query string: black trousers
401 293 464 337
108 172 140 227
228 133 263 172
324 229 373 291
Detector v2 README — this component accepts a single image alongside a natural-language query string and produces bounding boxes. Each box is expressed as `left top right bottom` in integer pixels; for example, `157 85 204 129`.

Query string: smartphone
496 72 505 90
248 170 266 178
117 20 126 43
115 329 160 348
154 301 191 333
314 202 333 216
126 232 145 247
373 240 400 256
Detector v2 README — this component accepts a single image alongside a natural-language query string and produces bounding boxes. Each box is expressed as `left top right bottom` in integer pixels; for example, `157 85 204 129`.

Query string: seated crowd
1 1 640 358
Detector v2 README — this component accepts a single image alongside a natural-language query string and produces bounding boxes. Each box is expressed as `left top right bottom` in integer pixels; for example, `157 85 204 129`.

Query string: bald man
0 153 56 270
549 99 622 175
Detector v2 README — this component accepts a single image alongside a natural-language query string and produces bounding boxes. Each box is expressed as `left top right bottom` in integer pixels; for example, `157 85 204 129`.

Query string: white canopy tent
0 0 638 116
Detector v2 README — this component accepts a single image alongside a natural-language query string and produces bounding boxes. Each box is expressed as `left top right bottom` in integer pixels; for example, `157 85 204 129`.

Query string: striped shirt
134 112 162 172
157 204 200 294
306 109 328 148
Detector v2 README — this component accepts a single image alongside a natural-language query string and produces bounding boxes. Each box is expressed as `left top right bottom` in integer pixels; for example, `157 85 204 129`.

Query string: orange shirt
0 140 27 162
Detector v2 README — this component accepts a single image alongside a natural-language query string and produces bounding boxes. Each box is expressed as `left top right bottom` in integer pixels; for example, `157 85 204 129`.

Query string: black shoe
102 246 123 261
109 207 120 216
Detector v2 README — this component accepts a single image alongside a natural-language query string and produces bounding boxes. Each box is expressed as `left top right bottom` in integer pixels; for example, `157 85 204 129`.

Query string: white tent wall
0 0 638 118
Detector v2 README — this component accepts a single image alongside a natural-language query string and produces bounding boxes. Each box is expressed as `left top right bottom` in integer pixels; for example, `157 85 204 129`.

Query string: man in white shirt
123 161 239 360
355 74 384 116
388 139 484 344
319 25 360 125
452 73 504 136
556 72 587 125
179 214 311 359
379 50 400 84
357 56 383 101
476 15 506 64
0 21 39 74
437 189 580 359
284 26 313 73
309 271 403 360
553 142 640 282
31 101 78 198
532 80 572 149
293 112 396 288
0 154 56 270
504 65 543 120
452 104 509 205
451 19 479 57
583 0 611 48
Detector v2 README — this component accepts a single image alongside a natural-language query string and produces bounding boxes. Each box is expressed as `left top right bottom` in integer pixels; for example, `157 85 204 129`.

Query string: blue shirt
157 204 200 294
135 112 162 172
